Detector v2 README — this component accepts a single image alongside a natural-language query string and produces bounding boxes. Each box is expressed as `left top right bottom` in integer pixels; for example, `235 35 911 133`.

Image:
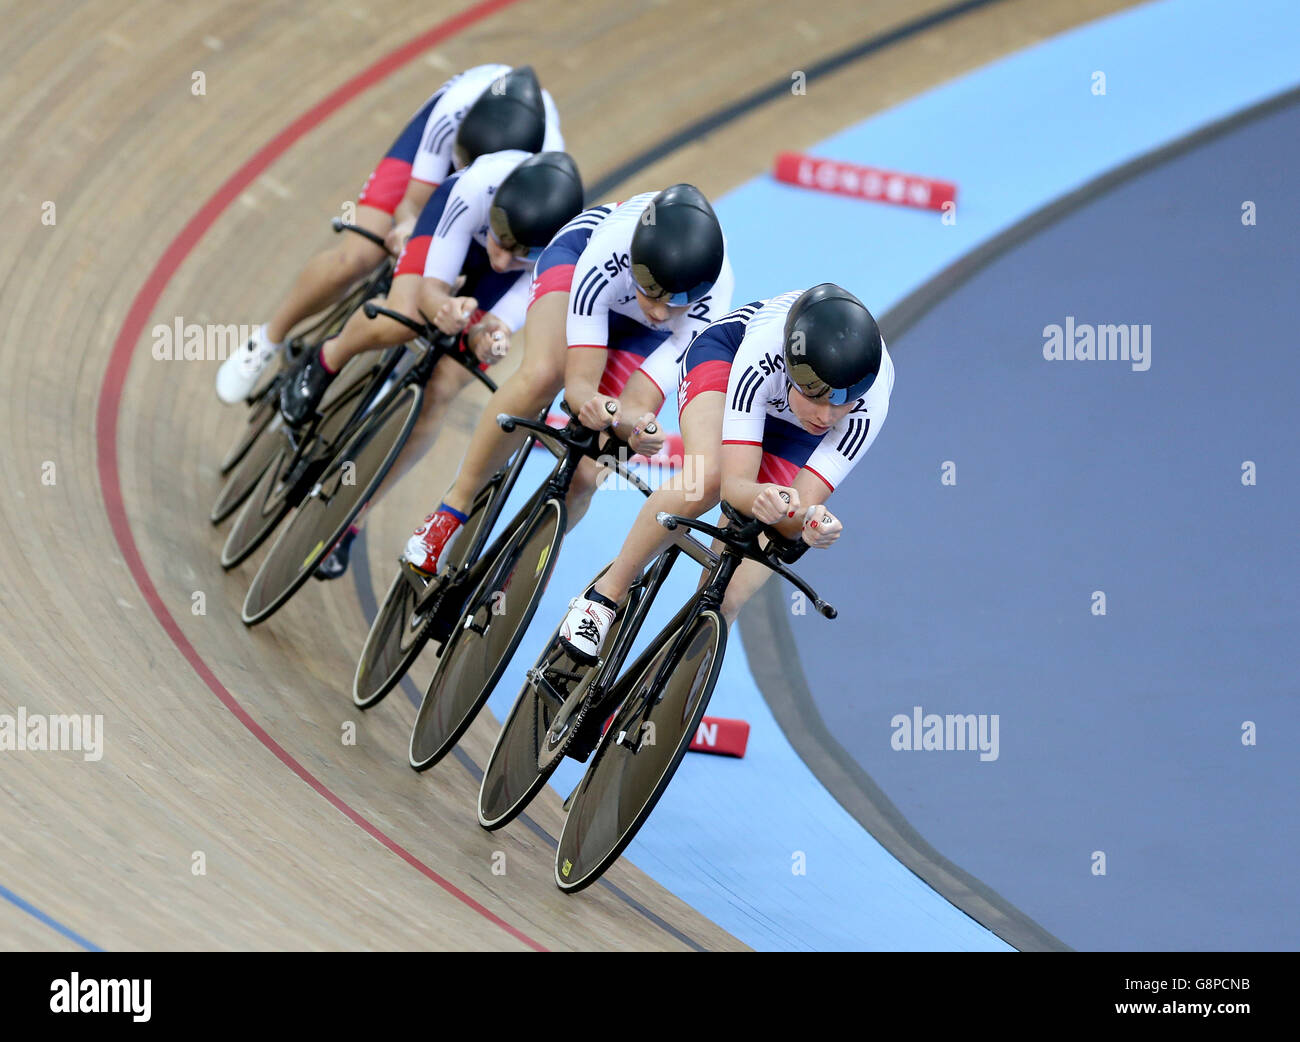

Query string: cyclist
400 183 736 575
214 64 563 403
555 283 894 661
283 148 585 577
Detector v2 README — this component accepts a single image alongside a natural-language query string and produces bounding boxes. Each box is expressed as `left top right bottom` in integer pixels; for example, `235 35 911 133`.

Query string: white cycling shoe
558 588 618 663
215 324 283 404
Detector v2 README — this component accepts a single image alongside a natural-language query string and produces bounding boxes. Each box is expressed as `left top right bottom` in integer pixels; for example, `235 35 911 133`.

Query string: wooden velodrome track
2 0 1135 950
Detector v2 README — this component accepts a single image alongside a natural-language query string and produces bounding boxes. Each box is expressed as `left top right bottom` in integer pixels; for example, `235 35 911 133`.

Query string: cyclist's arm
423 169 484 288
602 370 664 449
416 277 460 327
560 246 613 414
719 445 830 539
563 343 607 415
465 310 511 365
393 179 436 228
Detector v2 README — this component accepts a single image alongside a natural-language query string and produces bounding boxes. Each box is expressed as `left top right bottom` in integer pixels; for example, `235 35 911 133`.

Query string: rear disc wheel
554 611 726 893
408 499 565 772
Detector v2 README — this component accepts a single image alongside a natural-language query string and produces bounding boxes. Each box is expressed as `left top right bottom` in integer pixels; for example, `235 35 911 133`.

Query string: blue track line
1 883 101 951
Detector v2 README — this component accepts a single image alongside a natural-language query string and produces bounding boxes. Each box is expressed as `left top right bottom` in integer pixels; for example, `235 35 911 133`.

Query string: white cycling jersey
410 64 564 187
720 292 894 490
566 192 735 397
422 150 534 331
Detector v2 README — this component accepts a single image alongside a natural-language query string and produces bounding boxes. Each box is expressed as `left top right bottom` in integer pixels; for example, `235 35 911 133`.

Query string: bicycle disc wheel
408 499 565 771
212 404 285 523
218 358 380 569
217 381 278 476
477 632 598 830
220 436 296 570
241 384 423 626
352 470 512 711
554 610 726 893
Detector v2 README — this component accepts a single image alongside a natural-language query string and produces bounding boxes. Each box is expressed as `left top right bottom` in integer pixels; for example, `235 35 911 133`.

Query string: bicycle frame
455 410 651 597
569 504 837 750
282 303 498 498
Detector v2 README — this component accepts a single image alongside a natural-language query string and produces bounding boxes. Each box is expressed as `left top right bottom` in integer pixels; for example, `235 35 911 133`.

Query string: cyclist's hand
385 218 416 256
752 484 799 524
578 394 621 432
628 413 663 456
434 295 477 335
801 504 842 548
468 323 510 366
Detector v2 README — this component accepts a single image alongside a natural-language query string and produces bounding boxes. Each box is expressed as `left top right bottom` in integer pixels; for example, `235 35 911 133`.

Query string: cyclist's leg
364 354 477 513
440 290 569 515
265 204 390 344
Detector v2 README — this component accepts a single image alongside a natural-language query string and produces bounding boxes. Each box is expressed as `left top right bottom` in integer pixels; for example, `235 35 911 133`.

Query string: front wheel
554 610 726 893
217 379 278 477
352 456 522 710
477 630 599 831
241 384 423 626
211 405 285 524
408 499 566 772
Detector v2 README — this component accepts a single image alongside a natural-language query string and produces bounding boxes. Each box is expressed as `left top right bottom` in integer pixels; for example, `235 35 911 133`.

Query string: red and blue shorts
357 94 438 214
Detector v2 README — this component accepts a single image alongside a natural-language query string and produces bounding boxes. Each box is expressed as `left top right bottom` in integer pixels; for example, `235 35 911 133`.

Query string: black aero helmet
630 184 724 306
489 152 583 261
783 284 882 404
453 65 547 169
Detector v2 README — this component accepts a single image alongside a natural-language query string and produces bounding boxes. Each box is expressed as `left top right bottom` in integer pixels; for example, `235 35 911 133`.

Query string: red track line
95 0 548 953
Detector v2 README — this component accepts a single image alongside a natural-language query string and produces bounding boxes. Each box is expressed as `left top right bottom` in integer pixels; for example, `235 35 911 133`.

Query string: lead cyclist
555 283 895 660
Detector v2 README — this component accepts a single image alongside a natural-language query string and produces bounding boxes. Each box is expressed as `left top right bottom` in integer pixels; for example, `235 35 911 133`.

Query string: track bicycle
489 499 835 892
211 219 394 524
236 304 497 625
404 405 657 771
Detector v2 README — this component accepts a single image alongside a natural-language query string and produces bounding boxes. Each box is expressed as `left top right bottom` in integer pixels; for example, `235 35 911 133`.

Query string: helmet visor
488 210 545 263
787 363 877 406
631 264 711 307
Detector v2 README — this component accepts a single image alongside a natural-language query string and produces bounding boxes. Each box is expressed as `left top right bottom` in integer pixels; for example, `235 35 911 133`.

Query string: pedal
399 559 434 595
556 636 598 667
